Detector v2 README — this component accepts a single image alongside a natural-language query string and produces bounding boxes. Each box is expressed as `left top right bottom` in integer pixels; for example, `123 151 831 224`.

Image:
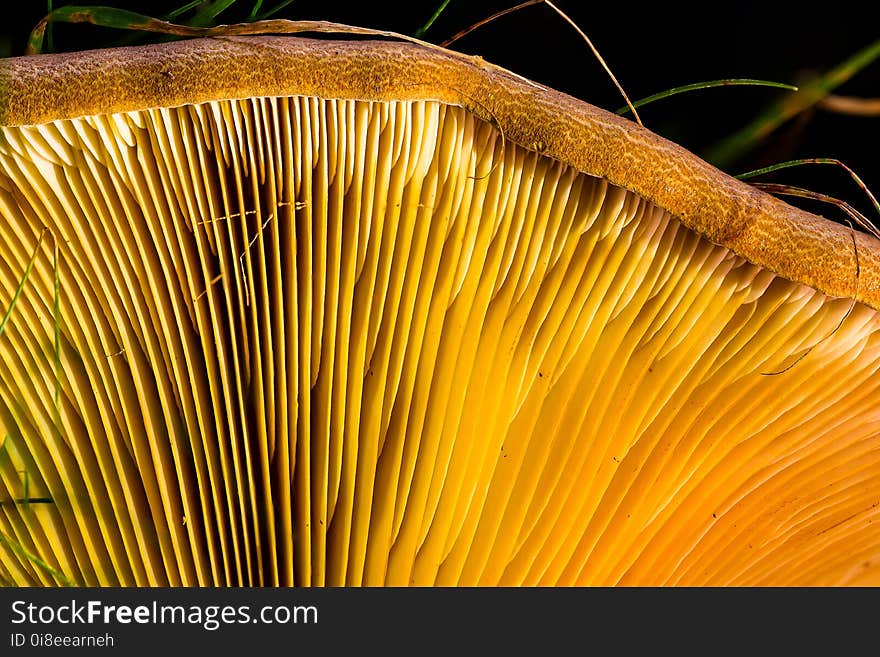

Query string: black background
1 1 877 223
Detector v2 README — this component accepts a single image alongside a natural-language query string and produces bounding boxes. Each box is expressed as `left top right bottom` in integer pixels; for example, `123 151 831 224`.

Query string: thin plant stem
738 158 880 223
439 0 641 124
0 533 74 586
0 229 47 339
415 0 452 37
615 79 797 115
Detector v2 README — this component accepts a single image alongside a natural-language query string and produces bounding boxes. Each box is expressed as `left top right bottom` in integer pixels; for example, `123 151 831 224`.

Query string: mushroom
0 36 878 586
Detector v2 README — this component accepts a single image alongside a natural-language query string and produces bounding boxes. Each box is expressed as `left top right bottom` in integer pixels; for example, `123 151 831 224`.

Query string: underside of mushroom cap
0 36 878 586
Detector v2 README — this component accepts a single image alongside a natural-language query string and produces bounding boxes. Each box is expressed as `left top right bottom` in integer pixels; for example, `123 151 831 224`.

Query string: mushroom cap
0 36 878 586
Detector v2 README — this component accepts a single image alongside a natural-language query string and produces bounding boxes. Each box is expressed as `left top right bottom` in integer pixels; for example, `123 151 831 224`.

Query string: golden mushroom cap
0 36 878 586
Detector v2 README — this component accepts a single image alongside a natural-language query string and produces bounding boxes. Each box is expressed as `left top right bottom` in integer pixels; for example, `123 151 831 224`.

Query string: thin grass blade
415 0 452 37
167 0 206 21
752 182 880 240
186 0 238 27
0 229 45 338
440 0 541 46
439 1 640 124
253 0 298 21
0 534 75 586
737 158 880 222
615 79 797 115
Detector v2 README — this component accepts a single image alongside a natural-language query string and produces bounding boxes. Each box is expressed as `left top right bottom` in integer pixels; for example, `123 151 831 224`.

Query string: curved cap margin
1 35 878 309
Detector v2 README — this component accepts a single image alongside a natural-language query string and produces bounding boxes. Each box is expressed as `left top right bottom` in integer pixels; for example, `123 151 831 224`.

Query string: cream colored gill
0 97 878 587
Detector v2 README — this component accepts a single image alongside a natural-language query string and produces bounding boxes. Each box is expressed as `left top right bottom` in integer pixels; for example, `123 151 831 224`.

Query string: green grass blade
28 6 163 53
0 439 54 507
0 492 55 506
415 0 452 38
705 38 880 168
737 158 880 219
615 79 798 115
186 0 237 27
0 230 45 339
0 533 74 586
167 0 206 21
249 0 265 21
254 0 298 21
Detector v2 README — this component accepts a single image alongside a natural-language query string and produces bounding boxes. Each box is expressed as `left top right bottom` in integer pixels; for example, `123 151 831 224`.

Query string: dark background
1 586 876 655
2 1 878 224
